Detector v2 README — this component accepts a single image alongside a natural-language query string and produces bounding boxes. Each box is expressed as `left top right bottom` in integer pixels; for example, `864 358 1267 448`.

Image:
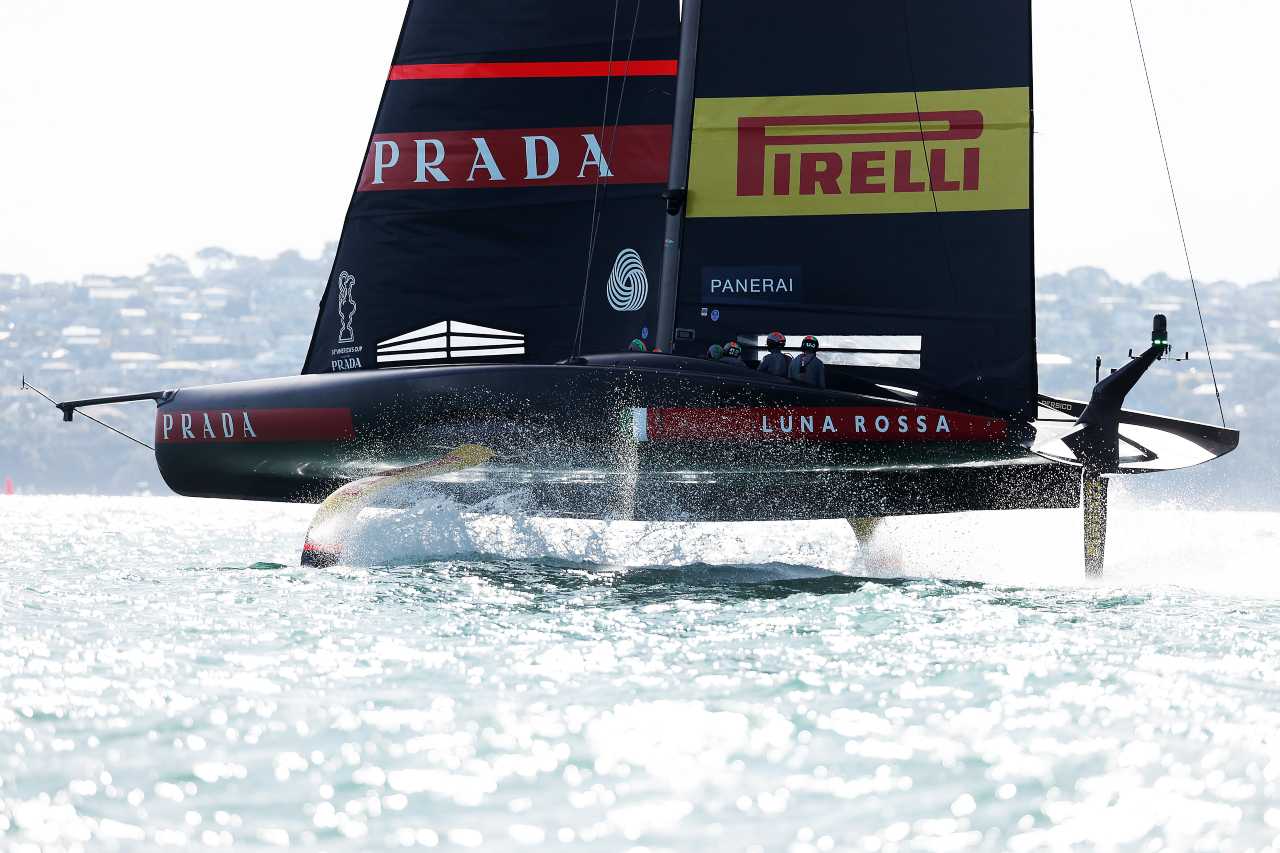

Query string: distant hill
1 252 1275 505
1034 268 1278 508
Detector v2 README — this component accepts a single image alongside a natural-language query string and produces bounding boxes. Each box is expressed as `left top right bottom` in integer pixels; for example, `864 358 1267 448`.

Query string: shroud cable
572 0 645 359
571 0 626 359
1129 0 1227 427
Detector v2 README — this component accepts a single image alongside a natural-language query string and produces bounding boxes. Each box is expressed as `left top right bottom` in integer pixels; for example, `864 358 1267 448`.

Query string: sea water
2 493 1279 851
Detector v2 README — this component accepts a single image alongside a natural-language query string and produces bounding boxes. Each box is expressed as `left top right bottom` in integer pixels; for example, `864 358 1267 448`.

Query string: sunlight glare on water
2 494 1279 851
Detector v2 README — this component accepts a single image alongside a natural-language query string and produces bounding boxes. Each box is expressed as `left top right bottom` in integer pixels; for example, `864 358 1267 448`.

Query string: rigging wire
21 377 155 452
571 0 630 359
595 0 646 237
901 2 966 338
1129 0 1227 428
900 1 970 370
587 1 645 279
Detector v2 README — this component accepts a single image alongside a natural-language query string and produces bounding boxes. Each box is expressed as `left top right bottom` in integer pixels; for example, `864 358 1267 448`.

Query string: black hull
150 354 1080 520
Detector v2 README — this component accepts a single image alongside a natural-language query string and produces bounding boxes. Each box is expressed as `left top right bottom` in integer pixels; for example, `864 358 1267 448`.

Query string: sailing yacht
55 0 1237 573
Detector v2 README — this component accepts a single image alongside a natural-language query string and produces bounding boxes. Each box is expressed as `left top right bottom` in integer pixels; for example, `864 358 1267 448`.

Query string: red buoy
3 477 13 495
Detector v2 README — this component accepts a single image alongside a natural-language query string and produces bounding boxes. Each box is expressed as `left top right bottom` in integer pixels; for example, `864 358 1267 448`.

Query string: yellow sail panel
687 87 1030 219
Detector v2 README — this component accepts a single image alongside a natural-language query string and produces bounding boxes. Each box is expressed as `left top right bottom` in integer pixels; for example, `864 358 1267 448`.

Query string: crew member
788 335 826 388
628 338 648 352
721 340 746 367
757 331 791 377
706 343 724 360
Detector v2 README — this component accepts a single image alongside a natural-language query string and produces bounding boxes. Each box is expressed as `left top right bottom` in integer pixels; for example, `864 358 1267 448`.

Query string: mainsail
671 1 1035 418
304 0 1035 419
303 0 679 373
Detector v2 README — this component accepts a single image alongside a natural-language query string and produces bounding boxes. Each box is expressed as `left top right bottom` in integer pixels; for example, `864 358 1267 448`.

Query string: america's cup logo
337 271 357 343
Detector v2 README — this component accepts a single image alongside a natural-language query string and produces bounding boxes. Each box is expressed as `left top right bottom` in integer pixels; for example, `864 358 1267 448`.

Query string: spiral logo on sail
607 249 648 312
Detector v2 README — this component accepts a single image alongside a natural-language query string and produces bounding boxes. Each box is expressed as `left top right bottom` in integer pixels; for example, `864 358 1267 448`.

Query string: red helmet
766 331 786 348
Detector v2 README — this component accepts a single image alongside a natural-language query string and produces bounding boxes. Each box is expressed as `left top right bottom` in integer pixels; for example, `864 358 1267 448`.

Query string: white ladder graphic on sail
376 321 525 365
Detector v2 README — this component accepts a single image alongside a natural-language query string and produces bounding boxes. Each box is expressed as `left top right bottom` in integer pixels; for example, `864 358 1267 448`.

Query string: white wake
329 485 1280 595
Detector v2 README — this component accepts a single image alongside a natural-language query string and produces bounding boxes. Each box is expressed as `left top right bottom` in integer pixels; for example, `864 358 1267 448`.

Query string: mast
654 0 702 353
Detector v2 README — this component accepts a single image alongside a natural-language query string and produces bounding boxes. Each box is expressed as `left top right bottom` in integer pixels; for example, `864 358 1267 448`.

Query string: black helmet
766 331 786 350
724 340 742 358
801 335 819 353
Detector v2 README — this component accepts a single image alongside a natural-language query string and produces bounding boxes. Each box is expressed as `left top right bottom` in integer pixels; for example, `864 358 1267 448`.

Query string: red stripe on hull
389 60 677 81
156 408 354 444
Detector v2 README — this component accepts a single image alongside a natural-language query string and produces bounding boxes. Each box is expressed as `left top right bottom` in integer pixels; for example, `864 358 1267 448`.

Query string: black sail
303 1 679 374
674 1 1035 418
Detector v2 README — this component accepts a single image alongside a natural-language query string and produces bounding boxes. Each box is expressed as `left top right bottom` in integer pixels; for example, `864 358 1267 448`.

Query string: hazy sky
1 1 1277 285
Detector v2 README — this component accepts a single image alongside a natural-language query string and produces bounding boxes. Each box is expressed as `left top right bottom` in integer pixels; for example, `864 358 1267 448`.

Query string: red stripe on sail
389 60 678 81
